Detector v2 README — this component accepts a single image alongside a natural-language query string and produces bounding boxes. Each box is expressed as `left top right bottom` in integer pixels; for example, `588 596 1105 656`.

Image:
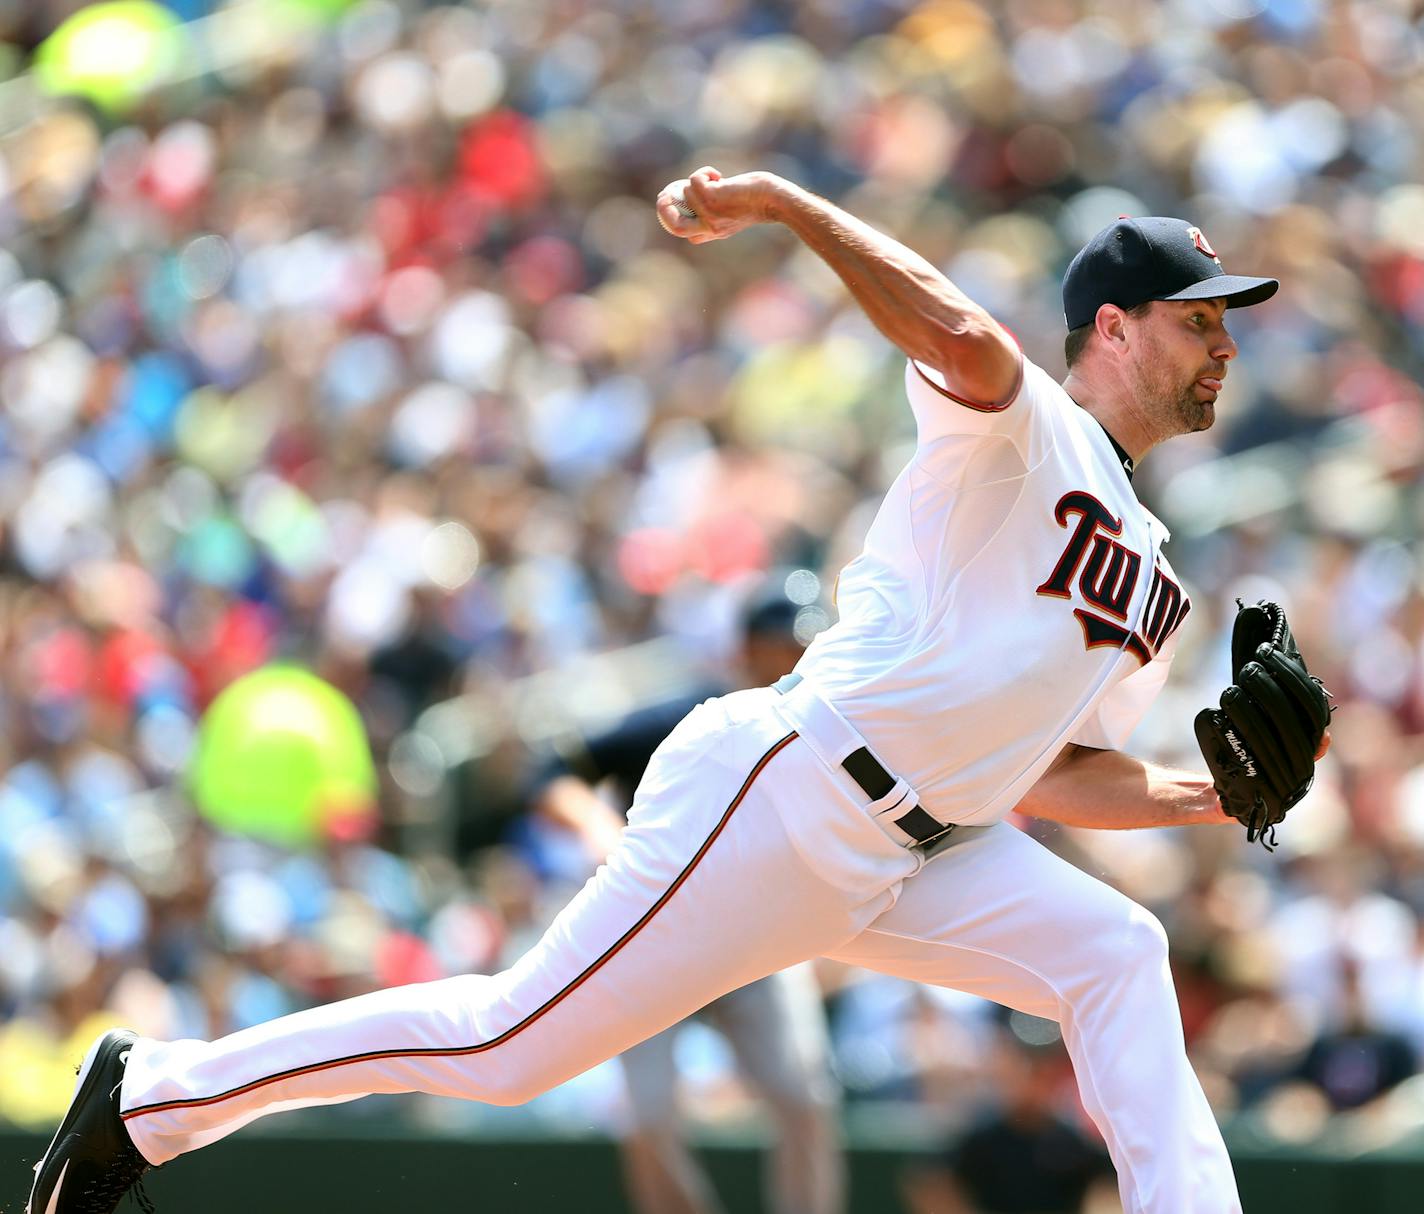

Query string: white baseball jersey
796 353 1191 825
108 348 1239 1214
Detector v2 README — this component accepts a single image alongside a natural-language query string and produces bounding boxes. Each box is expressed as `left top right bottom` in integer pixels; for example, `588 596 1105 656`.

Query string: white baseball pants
121 686 1240 1214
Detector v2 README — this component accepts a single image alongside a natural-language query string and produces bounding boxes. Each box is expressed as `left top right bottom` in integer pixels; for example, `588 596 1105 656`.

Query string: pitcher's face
1126 298 1238 436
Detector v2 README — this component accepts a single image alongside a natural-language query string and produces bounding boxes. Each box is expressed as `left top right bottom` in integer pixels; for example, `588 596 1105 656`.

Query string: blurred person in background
900 1021 1115 1214
1293 956 1416 1113
530 585 844 1214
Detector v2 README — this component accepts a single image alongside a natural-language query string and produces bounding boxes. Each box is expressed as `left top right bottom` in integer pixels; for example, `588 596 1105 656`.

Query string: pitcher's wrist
754 173 799 224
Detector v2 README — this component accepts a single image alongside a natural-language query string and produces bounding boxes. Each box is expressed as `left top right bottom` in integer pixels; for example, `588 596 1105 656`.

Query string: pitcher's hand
656 167 782 245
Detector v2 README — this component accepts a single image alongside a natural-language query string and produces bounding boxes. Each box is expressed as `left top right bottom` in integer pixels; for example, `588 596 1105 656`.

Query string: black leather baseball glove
1194 600 1332 848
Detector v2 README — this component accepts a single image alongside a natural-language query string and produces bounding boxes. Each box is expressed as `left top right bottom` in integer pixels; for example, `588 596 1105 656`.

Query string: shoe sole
27 1029 135 1214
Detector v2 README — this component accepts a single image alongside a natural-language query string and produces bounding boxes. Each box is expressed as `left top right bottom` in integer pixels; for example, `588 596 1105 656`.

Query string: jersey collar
1098 423 1135 481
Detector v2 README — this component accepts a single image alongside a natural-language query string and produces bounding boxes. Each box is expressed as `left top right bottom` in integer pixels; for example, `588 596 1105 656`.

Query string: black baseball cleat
27 1028 155 1213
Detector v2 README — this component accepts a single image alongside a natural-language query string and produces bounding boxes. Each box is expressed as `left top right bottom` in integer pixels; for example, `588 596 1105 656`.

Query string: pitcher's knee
469 1047 575 1104
448 974 577 1106
477 1059 564 1106
1120 907 1171 977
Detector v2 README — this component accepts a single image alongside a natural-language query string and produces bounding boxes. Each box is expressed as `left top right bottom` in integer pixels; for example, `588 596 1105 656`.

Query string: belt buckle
912 822 958 859
891 803 953 848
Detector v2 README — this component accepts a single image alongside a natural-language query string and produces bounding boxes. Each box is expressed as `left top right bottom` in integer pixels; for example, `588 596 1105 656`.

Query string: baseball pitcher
30 170 1330 1214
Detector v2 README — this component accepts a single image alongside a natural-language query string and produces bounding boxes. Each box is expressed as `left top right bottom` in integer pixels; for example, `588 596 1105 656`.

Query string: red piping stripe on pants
122 730 799 1122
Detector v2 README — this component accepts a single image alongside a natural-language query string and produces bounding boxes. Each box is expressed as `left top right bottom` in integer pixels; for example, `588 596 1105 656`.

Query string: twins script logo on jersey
1035 492 1190 665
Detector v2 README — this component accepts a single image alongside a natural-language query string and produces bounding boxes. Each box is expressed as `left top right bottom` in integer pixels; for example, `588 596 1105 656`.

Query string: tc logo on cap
1188 226 1220 264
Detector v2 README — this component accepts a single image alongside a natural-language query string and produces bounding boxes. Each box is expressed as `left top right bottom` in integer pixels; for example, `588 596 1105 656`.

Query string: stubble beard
1175 383 1213 434
1136 345 1214 437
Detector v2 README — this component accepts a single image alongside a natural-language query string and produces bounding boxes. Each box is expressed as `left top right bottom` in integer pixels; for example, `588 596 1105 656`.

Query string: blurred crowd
3 0 1424 1176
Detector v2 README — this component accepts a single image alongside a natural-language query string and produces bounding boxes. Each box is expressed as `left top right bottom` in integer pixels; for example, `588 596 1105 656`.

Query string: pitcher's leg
826 824 1239 1214
122 726 892 1167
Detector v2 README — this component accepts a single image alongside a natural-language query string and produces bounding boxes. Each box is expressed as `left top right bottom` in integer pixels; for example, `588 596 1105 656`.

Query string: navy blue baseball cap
1062 217 1278 331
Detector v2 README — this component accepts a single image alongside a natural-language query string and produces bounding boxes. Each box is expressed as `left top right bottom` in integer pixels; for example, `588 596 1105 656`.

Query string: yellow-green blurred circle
34 2 184 115
190 666 377 848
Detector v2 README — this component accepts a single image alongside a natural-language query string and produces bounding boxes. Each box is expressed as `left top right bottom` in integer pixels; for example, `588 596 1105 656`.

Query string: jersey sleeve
905 352 1073 466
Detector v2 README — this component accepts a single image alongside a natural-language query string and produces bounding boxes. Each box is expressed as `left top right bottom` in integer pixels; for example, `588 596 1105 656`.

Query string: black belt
772 674 954 848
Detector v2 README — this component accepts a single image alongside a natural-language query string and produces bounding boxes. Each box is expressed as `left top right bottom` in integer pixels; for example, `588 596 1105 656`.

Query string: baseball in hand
657 186 698 234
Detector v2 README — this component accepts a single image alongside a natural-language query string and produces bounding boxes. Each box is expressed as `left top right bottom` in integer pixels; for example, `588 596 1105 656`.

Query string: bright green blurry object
244 0 358 37
34 2 184 114
274 0 358 18
190 666 377 848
